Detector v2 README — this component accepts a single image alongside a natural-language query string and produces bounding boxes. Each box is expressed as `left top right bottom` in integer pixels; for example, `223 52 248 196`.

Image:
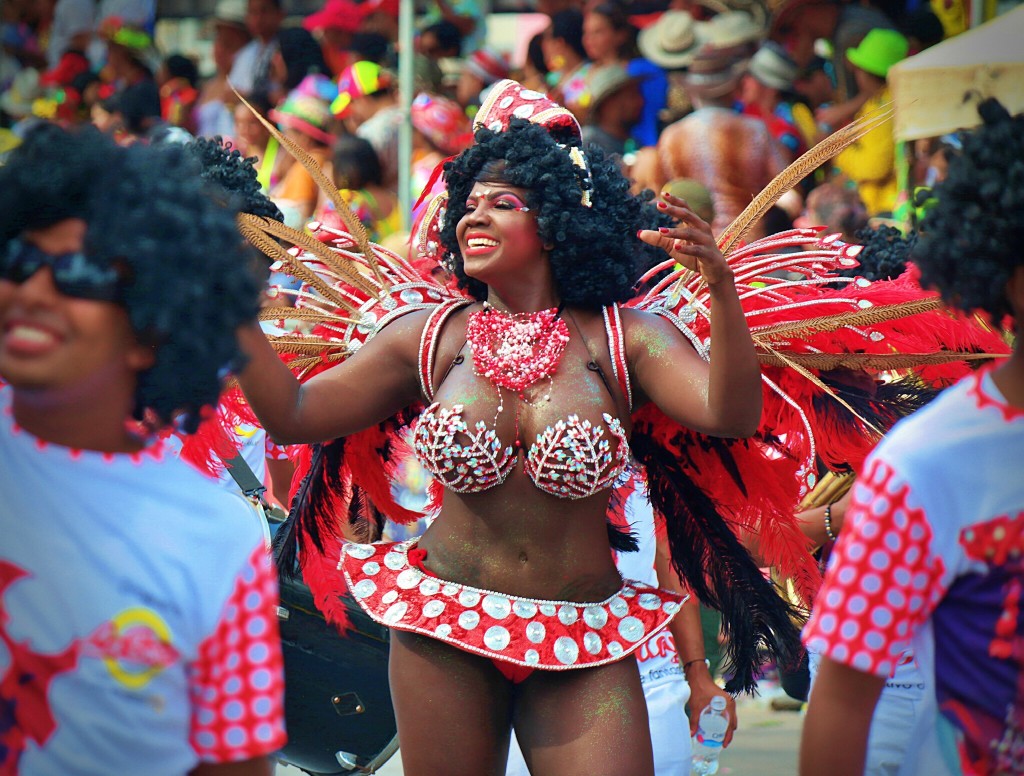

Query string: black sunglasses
1 238 129 304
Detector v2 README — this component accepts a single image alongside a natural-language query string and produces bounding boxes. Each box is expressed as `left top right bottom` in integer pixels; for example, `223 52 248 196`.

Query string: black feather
631 428 804 694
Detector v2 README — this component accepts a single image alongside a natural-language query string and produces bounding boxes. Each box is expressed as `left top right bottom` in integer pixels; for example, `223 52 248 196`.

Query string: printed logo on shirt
636 629 678 665
84 607 180 689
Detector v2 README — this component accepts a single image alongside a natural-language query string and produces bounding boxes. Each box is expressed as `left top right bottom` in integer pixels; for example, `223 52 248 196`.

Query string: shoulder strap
602 304 633 413
418 298 472 402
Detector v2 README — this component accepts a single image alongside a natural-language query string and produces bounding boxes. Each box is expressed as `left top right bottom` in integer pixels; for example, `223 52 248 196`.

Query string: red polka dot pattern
190 545 286 762
264 438 293 460
804 457 947 677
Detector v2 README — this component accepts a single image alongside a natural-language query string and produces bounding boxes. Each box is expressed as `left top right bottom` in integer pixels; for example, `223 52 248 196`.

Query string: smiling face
0 219 150 396
455 182 546 284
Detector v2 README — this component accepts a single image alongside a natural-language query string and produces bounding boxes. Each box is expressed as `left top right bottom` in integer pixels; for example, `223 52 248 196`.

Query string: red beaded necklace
465 302 570 395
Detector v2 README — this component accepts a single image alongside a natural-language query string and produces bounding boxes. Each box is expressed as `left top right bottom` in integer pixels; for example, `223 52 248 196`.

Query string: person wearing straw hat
637 11 706 71
739 40 810 159
831 28 908 217
580 64 644 159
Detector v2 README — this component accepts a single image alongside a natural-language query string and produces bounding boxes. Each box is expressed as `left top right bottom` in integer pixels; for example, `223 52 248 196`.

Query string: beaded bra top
412 302 633 499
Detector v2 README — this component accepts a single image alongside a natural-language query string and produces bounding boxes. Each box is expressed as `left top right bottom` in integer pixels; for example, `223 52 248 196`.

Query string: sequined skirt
340 540 685 671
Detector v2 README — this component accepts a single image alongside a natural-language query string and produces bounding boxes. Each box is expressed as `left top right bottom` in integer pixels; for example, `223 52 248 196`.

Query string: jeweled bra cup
412 404 630 498
413 403 517 492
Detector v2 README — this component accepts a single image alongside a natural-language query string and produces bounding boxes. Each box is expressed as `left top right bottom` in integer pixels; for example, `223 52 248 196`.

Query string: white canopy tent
889 4 1024 141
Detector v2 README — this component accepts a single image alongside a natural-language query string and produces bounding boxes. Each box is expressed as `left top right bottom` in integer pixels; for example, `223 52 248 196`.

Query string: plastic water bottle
691 695 729 775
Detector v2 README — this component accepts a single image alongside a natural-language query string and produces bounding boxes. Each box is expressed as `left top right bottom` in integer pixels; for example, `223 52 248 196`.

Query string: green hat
846 28 909 78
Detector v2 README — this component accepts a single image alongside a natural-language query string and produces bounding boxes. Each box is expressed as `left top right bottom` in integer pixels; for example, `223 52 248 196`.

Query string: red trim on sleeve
189 545 286 762
804 457 946 677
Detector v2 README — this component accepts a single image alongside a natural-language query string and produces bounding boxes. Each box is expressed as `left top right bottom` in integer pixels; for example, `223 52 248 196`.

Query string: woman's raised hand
638 193 733 286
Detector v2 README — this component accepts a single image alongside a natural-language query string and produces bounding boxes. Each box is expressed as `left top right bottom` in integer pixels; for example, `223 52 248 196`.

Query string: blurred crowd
0 0 975 250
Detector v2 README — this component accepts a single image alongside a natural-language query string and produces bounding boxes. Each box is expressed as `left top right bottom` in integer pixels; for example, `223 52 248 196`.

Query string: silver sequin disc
400 289 424 305
381 590 399 604
525 649 540 665
442 584 460 597
361 561 380 576
554 636 580 665
383 602 408 625
618 616 646 643
352 579 376 599
383 551 405 570
346 544 375 560
610 597 629 618
484 626 511 651
663 601 681 615
419 578 441 596
539 603 557 617
396 569 420 589
557 605 578 625
583 606 609 629
458 610 480 630
482 595 512 620
607 641 623 657
459 590 482 608
423 600 446 618
435 623 452 637
638 593 662 610
525 621 546 644
513 600 538 618
583 632 603 655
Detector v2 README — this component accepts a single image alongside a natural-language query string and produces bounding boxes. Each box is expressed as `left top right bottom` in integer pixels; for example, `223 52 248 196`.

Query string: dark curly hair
440 119 647 308
839 224 916 282
914 99 1024 325
187 135 284 222
0 124 262 433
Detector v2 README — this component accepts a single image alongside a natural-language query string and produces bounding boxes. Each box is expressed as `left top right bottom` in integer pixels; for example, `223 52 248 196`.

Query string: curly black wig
440 119 648 308
0 124 262 433
187 135 284 222
914 99 1024 325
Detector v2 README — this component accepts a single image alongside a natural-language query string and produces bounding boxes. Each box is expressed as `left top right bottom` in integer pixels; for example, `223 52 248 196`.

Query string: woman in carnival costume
230 81 1007 775
237 79 762 774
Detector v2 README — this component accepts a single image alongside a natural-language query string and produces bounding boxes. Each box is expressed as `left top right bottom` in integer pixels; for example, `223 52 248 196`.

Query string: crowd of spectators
1 0 968 250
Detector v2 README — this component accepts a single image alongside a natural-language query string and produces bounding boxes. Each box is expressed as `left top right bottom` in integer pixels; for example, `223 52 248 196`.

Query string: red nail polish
657 202 667 209
659 227 670 234
636 229 644 238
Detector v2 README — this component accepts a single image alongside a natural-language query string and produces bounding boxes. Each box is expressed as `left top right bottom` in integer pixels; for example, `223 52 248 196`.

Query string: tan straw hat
637 12 709 69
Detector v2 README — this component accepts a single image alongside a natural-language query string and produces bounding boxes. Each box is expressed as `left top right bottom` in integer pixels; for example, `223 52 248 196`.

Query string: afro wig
914 99 1024 326
0 124 262 433
440 119 649 309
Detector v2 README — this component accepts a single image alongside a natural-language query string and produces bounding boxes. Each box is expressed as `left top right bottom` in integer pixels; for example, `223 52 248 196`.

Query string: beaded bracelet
824 503 839 543
683 658 711 671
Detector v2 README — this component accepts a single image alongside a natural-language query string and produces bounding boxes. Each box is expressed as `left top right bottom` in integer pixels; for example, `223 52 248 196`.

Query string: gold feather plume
236 214 354 311
756 351 1002 370
718 105 895 256
233 88 386 285
258 307 361 326
748 298 943 340
241 213 381 300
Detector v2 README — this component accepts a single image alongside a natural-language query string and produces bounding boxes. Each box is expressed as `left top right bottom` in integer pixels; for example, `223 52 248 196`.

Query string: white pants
808 649 923 776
